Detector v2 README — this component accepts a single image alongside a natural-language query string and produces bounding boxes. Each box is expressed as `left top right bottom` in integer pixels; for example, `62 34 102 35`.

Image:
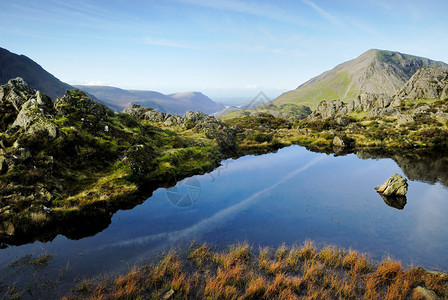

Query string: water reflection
356 149 448 187
378 194 407 210
1 145 448 298
2 148 448 247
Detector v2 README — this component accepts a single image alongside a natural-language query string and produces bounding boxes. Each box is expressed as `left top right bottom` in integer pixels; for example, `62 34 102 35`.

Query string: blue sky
1 0 447 100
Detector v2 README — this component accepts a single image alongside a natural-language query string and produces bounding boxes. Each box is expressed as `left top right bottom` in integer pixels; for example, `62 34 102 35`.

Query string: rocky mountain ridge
0 47 73 100
294 66 448 151
310 67 448 121
273 49 448 109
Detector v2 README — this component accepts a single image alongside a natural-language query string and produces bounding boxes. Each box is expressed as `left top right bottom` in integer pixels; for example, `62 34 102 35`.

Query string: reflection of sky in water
1 145 448 295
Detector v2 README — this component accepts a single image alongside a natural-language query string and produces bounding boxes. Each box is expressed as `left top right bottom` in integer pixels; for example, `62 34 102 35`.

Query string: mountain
77 86 225 115
0 47 73 100
273 49 448 109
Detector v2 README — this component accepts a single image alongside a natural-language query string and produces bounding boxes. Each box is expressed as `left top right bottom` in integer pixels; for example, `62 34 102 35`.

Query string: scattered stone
376 173 408 196
335 116 350 126
311 100 344 119
412 104 432 116
397 114 414 125
413 286 438 300
333 136 346 148
163 289 175 300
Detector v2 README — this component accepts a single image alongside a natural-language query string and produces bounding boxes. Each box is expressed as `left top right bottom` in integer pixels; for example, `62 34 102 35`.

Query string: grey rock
335 116 350 126
397 114 415 125
333 136 346 147
413 286 438 300
54 90 109 120
311 93 393 120
395 67 448 100
12 99 58 138
376 173 408 196
367 107 399 119
143 110 166 122
435 112 448 122
311 100 344 119
122 104 151 119
412 104 431 116
163 115 182 126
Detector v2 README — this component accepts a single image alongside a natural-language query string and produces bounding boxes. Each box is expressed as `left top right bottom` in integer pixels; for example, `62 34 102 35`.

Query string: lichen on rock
376 173 408 196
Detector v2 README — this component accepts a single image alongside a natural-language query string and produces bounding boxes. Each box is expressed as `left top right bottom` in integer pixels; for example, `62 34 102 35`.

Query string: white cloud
302 0 344 28
245 84 257 89
66 80 115 86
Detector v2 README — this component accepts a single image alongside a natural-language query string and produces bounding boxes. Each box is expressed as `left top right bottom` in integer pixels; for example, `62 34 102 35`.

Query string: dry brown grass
62 241 448 300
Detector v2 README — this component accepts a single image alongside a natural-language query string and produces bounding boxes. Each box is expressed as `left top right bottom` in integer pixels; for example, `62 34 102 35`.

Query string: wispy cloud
301 0 344 28
144 37 198 50
175 0 310 26
96 156 325 250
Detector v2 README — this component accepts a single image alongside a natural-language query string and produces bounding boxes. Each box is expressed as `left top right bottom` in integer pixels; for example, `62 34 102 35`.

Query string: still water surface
1 145 447 296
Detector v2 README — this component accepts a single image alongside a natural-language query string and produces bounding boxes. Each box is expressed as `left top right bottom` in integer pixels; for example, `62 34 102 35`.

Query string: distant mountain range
76 86 225 115
0 47 223 115
273 49 448 109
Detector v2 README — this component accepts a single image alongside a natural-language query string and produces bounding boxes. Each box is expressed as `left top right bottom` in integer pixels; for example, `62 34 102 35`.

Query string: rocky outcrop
376 173 408 196
124 105 238 154
395 67 448 101
309 67 448 122
310 92 393 120
54 89 108 120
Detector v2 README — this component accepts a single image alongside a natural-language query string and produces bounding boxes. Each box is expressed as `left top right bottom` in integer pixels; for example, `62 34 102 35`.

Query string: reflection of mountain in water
356 150 448 188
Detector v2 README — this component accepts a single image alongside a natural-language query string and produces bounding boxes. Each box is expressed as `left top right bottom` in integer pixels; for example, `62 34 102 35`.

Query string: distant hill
273 49 448 109
0 47 73 100
77 86 225 115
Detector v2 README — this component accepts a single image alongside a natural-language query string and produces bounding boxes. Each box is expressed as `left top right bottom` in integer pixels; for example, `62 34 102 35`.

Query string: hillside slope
273 49 447 109
0 47 73 100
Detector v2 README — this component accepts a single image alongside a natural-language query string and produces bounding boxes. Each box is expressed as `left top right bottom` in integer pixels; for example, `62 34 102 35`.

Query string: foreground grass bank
61 241 447 300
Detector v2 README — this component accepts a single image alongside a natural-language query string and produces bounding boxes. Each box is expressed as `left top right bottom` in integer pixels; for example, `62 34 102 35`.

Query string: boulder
412 286 438 300
397 114 414 125
12 98 58 138
123 104 152 119
367 107 399 119
345 92 392 112
333 136 346 147
412 104 431 116
376 173 408 196
163 115 182 126
435 111 448 122
311 100 344 119
143 110 166 122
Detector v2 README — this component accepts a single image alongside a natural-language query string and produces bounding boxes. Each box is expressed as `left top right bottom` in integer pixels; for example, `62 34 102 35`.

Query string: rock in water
376 173 408 196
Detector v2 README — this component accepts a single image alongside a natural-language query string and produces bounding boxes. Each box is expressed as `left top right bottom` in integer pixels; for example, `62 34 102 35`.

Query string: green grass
273 71 357 110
